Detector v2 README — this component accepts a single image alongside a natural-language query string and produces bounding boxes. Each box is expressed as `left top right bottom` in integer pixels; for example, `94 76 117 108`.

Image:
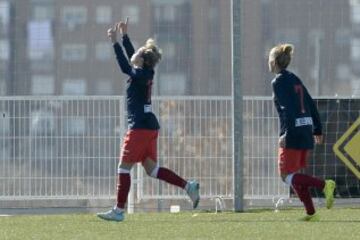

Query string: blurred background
0 0 231 96
0 0 359 97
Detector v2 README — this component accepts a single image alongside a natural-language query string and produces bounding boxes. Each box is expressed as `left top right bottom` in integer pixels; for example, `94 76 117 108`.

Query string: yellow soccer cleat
323 180 336 209
300 213 320 222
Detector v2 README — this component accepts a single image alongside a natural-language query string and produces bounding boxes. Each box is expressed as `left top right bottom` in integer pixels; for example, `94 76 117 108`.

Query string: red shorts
278 148 309 174
120 129 158 163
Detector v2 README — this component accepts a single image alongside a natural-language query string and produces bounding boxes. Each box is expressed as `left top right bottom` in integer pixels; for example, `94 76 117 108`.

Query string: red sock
157 167 187 189
116 173 130 209
292 184 315 215
292 173 325 189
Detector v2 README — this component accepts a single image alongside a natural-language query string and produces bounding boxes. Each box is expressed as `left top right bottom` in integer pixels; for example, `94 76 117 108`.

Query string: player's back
126 67 159 130
272 70 317 149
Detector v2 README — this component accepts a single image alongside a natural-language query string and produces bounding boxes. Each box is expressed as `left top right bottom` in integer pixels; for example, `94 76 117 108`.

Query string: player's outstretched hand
107 25 118 43
118 17 129 35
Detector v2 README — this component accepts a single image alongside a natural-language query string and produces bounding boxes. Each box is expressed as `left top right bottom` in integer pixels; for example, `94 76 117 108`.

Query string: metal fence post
232 0 244 212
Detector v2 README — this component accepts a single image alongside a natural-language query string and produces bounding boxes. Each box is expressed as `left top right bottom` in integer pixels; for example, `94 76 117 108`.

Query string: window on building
351 38 360 60
62 44 87 61
0 40 9 60
32 5 54 21
95 42 111 61
351 0 360 24
96 5 112 24
27 21 54 60
159 73 186 95
122 5 139 24
159 31 186 55
95 79 113 95
163 42 176 59
160 41 177 71
0 1 10 35
63 79 87 95
31 59 54 72
31 75 55 95
275 28 300 46
208 6 218 21
163 5 176 21
209 43 220 61
154 1 183 23
62 6 87 30
335 28 350 45
337 64 350 80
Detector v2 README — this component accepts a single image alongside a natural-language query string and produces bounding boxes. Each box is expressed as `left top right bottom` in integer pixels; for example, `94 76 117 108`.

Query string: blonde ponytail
145 38 156 48
142 38 162 69
269 43 294 70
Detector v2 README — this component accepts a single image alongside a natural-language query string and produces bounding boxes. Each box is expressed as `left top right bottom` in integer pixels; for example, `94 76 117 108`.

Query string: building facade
2 0 359 97
4 0 231 96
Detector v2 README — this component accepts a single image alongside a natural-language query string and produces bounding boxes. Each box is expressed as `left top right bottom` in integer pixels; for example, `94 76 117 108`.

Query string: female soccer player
268 43 335 221
97 18 200 222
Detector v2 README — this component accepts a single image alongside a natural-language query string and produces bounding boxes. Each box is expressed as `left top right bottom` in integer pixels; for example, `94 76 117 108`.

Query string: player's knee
117 161 133 178
118 168 130 174
142 159 159 177
148 166 159 178
281 173 294 185
144 167 152 176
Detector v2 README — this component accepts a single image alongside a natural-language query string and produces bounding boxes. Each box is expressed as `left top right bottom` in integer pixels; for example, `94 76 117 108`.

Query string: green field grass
0 208 359 240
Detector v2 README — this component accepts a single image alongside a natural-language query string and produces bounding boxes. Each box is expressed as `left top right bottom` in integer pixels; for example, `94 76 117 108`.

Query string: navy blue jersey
271 69 322 149
113 35 160 130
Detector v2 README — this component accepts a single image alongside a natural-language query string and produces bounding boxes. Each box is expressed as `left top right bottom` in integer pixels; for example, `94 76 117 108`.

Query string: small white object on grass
170 205 180 213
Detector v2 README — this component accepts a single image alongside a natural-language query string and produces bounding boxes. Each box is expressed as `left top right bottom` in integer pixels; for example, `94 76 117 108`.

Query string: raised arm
113 42 133 76
108 23 134 77
122 34 135 59
119 18 135 59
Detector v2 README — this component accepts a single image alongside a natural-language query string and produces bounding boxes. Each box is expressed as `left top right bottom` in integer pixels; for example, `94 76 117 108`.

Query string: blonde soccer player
97 18 200 222
268 43 336 221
